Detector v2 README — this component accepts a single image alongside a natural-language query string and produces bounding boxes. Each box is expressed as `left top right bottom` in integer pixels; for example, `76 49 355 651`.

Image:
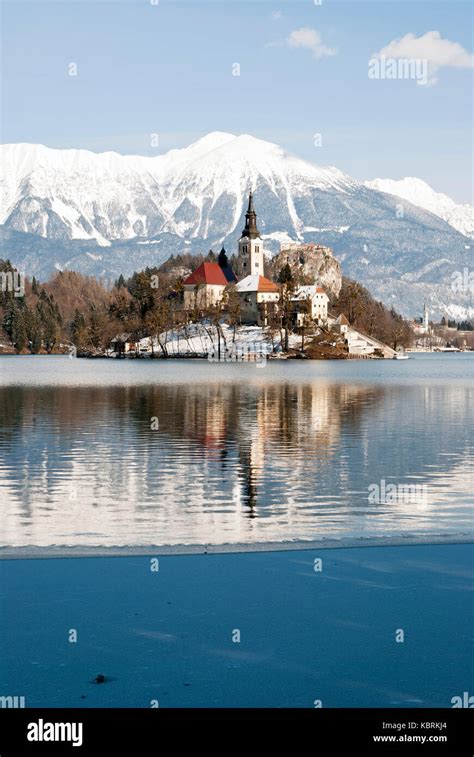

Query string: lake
0 354 472 549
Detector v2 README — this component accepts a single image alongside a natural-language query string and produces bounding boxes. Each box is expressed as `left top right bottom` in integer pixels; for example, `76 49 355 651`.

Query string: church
234 192 280 325
182 191 280 325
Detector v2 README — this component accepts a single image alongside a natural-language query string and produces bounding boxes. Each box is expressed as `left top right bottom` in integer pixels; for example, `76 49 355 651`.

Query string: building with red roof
182 262 229 310
183 262 228 287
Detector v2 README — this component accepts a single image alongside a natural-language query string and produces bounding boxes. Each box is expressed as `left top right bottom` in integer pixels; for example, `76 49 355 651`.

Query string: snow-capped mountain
1 133 473 318
365 177 474 239
0 133 356 245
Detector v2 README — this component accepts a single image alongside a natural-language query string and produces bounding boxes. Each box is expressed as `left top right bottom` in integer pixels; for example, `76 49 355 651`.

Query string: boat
393 352 410 360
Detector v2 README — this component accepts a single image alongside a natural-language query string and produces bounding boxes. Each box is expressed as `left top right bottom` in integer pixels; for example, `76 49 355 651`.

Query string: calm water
0 354 472 547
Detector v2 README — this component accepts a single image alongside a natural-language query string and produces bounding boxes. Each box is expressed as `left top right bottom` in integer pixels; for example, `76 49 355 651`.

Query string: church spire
241 191 259 239
247 191 255 214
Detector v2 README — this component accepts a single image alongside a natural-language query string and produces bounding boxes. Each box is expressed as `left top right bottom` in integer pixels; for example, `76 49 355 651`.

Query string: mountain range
1 132 473 318
365 177 473 239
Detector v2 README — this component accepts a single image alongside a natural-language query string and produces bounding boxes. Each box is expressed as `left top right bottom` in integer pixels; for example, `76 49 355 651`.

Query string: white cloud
373 31 474 86
286 27 337 60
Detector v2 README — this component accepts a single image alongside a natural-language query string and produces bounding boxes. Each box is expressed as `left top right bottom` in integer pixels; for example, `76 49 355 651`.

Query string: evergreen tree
127 271 155 317
278 264 296 352
11 303 29 352
278 263 294 285
28 311 42 353
218 248 229 269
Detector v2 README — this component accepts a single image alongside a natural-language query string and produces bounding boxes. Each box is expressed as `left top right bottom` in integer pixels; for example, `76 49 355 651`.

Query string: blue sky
2 0 473 202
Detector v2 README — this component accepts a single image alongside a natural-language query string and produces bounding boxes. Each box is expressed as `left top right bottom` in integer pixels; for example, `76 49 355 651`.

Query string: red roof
183 262 228 286
257 275 280 293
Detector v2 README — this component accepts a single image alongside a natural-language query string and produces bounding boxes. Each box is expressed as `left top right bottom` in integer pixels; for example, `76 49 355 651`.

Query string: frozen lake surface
0 543 472 707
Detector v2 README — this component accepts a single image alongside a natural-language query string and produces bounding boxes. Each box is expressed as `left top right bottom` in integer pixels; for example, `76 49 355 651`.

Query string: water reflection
0 376 472 546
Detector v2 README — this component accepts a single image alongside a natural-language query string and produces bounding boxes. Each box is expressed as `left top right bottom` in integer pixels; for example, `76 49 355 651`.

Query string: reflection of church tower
239 444 258 513
239 192 264 276
236 389 267 514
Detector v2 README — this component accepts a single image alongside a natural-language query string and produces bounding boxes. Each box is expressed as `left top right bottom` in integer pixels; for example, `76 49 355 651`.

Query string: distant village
410 304 474 353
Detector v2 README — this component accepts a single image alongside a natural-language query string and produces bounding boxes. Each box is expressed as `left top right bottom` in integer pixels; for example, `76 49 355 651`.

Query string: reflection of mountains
0 382 472 545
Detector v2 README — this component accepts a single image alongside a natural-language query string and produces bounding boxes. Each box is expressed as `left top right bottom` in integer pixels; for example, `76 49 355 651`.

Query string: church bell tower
239 191 264 276
423 303 429 332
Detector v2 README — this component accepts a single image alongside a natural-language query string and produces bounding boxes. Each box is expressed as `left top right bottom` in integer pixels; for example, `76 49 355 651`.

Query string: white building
235 274 280 326
333 313 349 334
331 314 396 357
291 285 329 326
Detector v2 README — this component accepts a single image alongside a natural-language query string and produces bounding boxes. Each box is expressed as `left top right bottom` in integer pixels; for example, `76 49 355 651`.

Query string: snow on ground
133 322 303 357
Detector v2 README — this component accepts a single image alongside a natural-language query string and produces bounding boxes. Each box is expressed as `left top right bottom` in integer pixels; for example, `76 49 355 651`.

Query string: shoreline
1 351 473 361
0 352 374 361
1 532 472 560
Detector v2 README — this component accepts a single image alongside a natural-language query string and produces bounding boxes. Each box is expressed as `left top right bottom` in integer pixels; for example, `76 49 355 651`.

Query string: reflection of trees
0 382 472 530
0 382 384 516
